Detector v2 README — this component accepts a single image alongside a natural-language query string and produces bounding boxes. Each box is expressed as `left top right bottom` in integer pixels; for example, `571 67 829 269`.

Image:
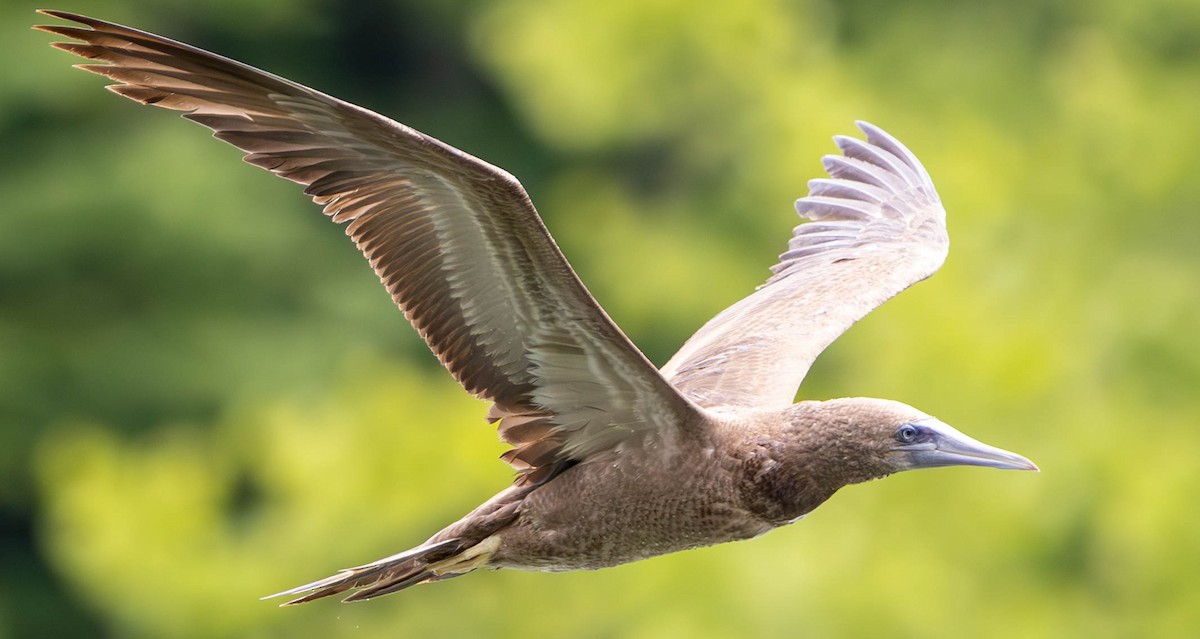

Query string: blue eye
896 425 920 444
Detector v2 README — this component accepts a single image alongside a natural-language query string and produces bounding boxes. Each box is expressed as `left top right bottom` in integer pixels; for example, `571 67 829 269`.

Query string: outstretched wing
38 11 699 482
660 122 948 409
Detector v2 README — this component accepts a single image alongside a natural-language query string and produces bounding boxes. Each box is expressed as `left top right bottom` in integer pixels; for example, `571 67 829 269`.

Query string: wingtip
35 9 80 22
854 119 881 136
830 134 855 148
34 11 93 39
851 120 907 156
838 120 936 190
855 120 901 150
35 10 126 35
858 121 905 153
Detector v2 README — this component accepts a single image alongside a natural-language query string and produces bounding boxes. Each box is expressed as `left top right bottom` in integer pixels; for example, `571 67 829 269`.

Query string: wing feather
38 11 699 480
661 122 948 409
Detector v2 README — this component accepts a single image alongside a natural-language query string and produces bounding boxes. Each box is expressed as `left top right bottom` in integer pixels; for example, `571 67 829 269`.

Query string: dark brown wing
37 11 699 482
661 122 949 409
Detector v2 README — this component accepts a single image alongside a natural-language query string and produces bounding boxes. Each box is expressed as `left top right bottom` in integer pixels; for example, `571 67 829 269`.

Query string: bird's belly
488 458 773 571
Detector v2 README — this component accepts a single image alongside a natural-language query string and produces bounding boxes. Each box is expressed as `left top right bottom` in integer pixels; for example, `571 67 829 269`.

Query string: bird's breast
488 446 773 571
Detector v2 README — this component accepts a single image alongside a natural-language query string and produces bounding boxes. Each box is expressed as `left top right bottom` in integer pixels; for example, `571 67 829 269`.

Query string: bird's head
738 398 1036 525
735 398 1040 526
790 397 1038 484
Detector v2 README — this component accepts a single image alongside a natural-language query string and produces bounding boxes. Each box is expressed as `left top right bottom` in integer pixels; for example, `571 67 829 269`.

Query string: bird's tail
263 536 499 605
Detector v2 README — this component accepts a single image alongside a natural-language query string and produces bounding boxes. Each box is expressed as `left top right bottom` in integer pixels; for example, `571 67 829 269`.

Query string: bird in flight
37 10 1037 606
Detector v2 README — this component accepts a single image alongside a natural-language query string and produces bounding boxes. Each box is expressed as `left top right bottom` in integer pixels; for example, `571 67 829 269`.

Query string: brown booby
37 10 1038 605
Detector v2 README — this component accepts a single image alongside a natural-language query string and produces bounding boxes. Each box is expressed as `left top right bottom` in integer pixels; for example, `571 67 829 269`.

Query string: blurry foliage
1 0 1198 636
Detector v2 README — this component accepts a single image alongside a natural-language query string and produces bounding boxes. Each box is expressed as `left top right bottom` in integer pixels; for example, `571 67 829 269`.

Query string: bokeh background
3 0 1199 636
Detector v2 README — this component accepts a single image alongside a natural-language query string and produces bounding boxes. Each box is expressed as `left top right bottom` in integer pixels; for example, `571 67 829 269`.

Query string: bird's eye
896 425 920 444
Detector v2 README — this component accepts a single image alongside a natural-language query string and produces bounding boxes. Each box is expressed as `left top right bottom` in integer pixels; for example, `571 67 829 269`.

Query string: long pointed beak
899 419 1039 472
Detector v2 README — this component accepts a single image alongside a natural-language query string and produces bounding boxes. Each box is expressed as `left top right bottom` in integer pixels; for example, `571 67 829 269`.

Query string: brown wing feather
38 11 699 479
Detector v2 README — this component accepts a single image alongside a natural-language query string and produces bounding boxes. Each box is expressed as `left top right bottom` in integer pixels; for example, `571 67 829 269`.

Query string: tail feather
340 569 439 602
263 484 527 605
263 538 466 605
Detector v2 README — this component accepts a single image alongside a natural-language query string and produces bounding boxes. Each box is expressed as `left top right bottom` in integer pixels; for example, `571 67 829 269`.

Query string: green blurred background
3 0 1199 636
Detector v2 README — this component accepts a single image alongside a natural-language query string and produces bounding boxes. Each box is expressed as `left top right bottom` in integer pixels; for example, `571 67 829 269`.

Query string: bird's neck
734 404 893 526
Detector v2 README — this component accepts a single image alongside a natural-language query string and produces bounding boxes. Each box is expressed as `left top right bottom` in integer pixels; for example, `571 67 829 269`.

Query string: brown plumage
36 10 1038 605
